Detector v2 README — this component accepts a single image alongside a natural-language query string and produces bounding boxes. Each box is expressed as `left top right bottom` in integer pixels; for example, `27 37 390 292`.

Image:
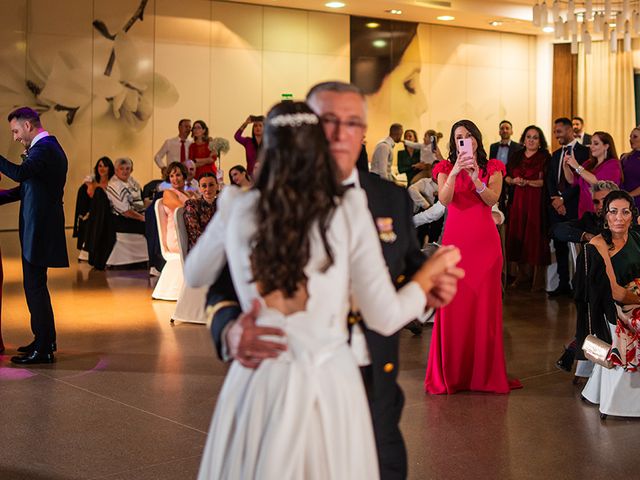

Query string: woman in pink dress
425 119 520 394
162 162 194 253
562 131 622 218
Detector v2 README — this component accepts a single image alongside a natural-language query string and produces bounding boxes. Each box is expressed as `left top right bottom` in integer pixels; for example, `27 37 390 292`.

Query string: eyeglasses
320 115 366 134
606 208 633 218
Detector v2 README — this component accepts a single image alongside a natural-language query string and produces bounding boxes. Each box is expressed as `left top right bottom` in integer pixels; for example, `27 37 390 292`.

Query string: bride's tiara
269 113 319 128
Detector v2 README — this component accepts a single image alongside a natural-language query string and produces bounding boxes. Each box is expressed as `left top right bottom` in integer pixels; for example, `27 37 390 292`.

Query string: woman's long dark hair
251 115 264 150
192 120 210 143
447 119 488 174
229 164 250 185
601 190 638 250
94 156 114 181
250 101 343 298
584 131 618 172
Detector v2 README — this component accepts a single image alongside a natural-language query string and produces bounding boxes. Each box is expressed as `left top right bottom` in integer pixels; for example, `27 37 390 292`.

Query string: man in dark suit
546 117 589 297
0 107 68 364
489 120 523 165
572 116 592 145
196 82 461 480
489 120 523 215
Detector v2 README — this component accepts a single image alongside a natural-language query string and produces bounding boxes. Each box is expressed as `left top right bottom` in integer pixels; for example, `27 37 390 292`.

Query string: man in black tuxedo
489 120 523 214
489 120 523 165
0 107 68 364
198 82 461 480
546 117 590 297
572 116 592 146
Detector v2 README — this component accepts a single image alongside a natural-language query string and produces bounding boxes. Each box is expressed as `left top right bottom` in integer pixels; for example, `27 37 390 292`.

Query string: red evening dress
505 150 551 266
188 141 217 179
425 159 521 394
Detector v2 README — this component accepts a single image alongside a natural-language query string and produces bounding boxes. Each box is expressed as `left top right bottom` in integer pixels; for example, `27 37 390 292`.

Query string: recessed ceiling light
542 26 555 33
489 21 502 27
366 22 381 29
385 9 403 15
325 1 345 8
437 15 455 21
372 39 387 48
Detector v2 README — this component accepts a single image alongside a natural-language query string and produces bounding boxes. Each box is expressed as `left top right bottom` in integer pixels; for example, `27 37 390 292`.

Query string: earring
604 222 609 229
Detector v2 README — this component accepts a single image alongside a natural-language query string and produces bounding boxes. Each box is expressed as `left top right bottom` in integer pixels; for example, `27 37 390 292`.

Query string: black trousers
361 331 406 480
22 257 56 352
552 238 571 288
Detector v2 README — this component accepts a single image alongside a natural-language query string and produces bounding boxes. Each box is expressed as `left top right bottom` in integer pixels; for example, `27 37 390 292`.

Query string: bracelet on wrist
475 182 487 194
575 165 585 176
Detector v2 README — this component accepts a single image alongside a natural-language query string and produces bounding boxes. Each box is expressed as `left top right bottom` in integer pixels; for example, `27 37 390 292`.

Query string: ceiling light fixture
385 9 403 15
489 20 503 27
437 15 455 21
366 22 381 28
372 39 388 48
542 25 555 33
325 1 345 8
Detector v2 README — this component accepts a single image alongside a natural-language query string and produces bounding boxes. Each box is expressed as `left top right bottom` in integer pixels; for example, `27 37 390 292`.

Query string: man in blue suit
0 107 68 364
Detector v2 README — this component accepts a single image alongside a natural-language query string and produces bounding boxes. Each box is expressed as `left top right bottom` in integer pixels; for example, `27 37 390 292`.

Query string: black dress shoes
547 285 573 298
17 341 57 353
11 350 55 365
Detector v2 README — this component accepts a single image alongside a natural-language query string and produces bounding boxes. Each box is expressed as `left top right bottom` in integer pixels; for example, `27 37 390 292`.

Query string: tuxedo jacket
489 140 523 163
545 142 590 224
0 136 68 267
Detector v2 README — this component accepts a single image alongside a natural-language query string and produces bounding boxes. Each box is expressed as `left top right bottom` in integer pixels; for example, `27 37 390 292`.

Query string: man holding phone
546 117 589 297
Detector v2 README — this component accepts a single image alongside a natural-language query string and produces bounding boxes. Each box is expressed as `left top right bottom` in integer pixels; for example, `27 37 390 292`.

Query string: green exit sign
281 93 293 101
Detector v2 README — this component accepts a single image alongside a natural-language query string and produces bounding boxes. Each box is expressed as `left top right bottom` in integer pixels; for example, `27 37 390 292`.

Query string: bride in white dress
185 101 461 479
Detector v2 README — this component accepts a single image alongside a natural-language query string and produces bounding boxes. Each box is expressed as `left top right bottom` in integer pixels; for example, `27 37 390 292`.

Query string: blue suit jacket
0 136 69 267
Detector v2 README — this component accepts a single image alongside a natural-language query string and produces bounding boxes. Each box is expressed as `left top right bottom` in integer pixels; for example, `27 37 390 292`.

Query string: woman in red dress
425 119 520 394
505 125 551 286
189 120 217 179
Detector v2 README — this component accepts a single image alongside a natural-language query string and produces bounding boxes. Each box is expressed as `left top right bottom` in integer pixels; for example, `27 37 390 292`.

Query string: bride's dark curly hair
250 101 343 298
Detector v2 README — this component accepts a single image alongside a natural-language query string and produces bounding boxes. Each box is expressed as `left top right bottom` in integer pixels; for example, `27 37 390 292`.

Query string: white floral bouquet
210 137 230 157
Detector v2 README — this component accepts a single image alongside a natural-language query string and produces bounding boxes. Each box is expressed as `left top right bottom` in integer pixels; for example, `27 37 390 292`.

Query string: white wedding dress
189 186 426 480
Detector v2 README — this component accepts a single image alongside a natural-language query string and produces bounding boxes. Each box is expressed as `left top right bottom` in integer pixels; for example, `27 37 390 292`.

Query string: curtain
577 40 635 155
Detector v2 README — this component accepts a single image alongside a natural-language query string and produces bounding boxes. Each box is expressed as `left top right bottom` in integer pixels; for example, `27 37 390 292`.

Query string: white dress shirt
369 136 395 181
29 130 50 149
408 177 438 211
154 136 193 169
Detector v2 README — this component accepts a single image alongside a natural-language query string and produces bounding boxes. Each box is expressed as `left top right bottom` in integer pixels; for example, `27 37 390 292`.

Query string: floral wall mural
0 0 350 230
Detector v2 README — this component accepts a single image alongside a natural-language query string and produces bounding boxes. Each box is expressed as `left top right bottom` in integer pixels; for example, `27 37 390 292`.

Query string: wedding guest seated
579 191 640 418
162 161 196 253
158 159 199 193
408 176 438 212
552 181 618 245
73 156 115 252
229 165 252 188
106 157 145 235
184 173 218 250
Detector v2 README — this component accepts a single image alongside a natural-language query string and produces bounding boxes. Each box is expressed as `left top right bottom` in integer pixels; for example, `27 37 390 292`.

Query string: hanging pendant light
532 2 541 27
585 0 593 21
552 0 560 20
594 12 603 33
624 21 632 52
554 16 563 39
623 0 631 21
540 1 548 27
584 30 592 55
567 0 575 21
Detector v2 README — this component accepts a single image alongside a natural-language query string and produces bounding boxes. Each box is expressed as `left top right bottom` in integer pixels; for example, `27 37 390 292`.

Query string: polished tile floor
0 231 638 480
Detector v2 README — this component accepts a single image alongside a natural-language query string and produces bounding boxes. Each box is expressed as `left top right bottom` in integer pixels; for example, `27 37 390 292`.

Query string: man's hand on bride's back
226 299 287 369
413 246 463 294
